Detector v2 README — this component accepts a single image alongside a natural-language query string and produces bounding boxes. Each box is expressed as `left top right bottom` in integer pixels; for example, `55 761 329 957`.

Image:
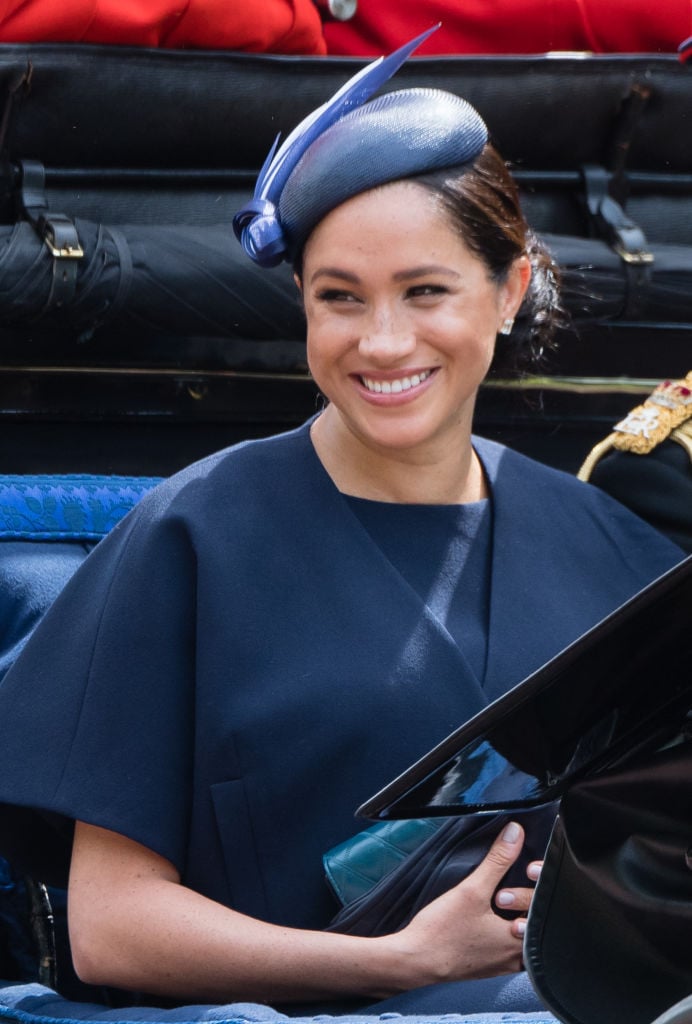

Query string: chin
355 421 444 455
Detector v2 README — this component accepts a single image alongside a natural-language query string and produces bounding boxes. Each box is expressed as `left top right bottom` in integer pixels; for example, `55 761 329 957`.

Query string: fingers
500 820 524 850
495 884 533 914
495 847 544 921
494 857 543 915
466 823 528 905
527 860 543 881
471 820 525 888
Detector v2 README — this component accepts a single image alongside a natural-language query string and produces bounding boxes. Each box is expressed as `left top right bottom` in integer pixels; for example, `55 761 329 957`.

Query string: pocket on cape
210 779 268 918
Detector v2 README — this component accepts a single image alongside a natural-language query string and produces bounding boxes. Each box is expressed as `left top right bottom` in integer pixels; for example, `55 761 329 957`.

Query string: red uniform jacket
324 0 692 56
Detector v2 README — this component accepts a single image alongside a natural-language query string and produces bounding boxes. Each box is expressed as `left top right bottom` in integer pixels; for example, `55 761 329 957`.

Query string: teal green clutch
323 817 444 906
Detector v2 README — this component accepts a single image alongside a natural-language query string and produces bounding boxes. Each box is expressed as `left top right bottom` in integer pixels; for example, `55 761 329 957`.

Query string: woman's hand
385 821 538 987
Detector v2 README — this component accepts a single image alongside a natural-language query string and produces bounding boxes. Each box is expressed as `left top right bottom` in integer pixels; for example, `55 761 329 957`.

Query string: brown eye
317 289 360 303
407 284 447 299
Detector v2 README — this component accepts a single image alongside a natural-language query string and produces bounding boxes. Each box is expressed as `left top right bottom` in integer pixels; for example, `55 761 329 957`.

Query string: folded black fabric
525 737 692 1024
326 803 557 936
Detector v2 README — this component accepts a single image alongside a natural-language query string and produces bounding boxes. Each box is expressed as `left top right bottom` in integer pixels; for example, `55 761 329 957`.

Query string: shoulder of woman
129 422 315 524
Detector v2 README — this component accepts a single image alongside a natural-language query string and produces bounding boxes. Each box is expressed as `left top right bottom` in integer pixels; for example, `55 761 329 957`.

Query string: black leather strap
18 159 83 311
581 164 654 321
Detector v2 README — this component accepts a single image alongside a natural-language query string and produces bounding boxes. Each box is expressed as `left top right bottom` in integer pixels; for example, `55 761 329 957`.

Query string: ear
499 255 531 324
293 272 303 294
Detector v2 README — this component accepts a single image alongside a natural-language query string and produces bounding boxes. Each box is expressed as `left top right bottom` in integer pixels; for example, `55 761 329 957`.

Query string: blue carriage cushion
0 982 558 1024
0 475 162 542
0 475 162 683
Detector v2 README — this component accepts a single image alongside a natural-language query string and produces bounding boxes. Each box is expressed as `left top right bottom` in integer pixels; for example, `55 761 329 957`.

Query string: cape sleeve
0 490 197 887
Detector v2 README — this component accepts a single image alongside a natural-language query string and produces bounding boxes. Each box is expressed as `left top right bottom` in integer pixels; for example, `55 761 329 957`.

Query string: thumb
469 820 525 889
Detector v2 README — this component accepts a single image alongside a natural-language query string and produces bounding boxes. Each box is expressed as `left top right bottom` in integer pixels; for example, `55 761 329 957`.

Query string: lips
360 369 432 394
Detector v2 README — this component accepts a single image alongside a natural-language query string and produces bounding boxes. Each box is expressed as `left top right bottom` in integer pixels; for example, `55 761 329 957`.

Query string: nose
358 307 416 364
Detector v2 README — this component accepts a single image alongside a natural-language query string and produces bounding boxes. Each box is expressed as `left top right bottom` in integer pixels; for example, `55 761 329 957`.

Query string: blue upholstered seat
0 476 162 543
0 476 161 684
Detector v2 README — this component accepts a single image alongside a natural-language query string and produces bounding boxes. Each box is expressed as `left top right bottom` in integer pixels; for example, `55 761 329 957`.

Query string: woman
0 33 683 1019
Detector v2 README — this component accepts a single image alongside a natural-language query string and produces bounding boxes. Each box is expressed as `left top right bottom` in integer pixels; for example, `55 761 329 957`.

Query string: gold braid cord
673 417 692 461
578 371 692 481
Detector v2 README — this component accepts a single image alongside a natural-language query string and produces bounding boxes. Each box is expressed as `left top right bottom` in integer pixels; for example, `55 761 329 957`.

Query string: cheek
305 321 342 386
474 332 498 377
305 332 321 380
305 311 353 367
437 324 497 390
429 309 496 360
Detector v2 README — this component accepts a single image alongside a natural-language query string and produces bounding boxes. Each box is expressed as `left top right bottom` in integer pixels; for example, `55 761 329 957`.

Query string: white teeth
361 370 431 394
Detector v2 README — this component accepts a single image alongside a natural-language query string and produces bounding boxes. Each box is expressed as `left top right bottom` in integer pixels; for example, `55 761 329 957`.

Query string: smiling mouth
360 369 433 395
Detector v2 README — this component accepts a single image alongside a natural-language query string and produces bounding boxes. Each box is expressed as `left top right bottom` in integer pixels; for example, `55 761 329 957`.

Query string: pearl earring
499 318 514 336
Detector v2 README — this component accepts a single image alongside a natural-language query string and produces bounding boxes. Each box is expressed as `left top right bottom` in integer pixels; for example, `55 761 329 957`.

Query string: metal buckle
43 238 84 258
41 215 84 259
613 244 655 266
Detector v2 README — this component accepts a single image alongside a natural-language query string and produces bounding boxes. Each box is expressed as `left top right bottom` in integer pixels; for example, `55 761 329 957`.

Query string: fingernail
502 821 521 844
527 862 542 881
496 890 515 907
516 921 526 936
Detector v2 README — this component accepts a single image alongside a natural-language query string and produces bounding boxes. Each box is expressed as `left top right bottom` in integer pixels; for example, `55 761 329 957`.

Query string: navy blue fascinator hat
233 28 488 268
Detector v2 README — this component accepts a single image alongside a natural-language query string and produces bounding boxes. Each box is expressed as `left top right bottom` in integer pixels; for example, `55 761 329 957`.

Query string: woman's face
299 180 529 463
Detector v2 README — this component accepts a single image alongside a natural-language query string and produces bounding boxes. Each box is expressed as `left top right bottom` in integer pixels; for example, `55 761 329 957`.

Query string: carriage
0 23 690 1024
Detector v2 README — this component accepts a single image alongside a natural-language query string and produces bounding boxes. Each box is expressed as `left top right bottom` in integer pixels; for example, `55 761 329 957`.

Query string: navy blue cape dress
0 420 682 1013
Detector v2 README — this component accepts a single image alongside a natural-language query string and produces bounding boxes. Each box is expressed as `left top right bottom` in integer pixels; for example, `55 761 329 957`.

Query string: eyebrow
393 265 460 282
309 265 460 286
309 268 360 286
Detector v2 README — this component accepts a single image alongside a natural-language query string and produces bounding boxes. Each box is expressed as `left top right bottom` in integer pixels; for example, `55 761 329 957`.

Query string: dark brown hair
413 145 563 376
